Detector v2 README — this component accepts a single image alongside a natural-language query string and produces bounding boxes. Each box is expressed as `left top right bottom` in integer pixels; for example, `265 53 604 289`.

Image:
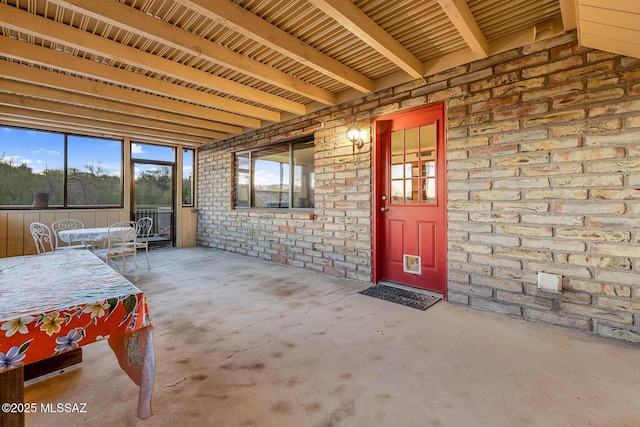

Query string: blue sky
1 127 66 173
0 127 192 178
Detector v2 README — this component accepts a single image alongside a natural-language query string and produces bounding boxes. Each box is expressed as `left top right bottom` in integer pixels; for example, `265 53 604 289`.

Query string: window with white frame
234 140 314 209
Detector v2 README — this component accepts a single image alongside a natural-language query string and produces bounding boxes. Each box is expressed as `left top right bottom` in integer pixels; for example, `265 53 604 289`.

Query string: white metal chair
52 219 88 250
135 217 153 271
29 222 55 254
94 221 138 280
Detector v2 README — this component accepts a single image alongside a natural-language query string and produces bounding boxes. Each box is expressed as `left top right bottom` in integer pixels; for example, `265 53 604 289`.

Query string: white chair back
52 219 85 248
135 217 153 271
136 217 153 242
30 222 54 254
103 220 138 280
107 221 137 250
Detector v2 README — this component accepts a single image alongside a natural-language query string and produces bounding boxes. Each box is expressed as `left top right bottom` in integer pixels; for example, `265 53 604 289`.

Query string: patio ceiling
0 0 637 147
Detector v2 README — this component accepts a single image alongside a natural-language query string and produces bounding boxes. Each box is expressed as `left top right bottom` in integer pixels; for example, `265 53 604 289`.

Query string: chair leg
132 252 137 281
145 247 150 271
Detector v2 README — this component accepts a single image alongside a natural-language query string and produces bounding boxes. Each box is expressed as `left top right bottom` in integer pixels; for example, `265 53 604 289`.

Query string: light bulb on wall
346 125 369 149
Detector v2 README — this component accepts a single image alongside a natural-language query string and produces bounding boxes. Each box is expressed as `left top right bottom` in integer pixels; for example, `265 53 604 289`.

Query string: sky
0 126 193 178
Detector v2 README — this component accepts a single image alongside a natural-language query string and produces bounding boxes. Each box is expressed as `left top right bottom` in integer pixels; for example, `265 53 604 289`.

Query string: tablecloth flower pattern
0 250 155 419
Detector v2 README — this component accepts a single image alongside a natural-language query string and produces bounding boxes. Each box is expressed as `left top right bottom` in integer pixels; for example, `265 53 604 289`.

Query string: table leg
0 349 82 427
0 366 25 427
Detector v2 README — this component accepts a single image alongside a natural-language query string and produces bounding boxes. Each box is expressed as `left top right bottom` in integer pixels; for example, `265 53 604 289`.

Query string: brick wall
198 31 640 343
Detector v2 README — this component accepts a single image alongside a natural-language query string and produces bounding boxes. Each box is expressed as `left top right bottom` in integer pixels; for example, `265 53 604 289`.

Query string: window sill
234 208 315 220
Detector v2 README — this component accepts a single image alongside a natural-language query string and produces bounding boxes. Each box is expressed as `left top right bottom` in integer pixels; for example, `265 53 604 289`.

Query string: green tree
67 164 121 206
182 176 192 205
0 156 61 206
0 157 179 208
135 166 172 206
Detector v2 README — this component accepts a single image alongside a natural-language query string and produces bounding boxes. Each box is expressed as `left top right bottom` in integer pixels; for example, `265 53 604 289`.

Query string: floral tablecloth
0 250 155 419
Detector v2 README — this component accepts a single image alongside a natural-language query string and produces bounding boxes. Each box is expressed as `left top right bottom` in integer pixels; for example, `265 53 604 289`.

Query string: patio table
58 226 130 248
0 250 155 425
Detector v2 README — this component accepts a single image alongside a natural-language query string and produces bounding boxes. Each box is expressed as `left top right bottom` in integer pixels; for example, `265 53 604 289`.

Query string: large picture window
0 126 123 208
235 140 314 209
67 135 123 206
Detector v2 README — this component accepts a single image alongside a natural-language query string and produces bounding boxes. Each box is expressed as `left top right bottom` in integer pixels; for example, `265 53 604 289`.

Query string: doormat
358 284 441 311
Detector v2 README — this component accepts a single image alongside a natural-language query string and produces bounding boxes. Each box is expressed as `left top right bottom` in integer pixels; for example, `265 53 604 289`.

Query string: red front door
373 103 447 296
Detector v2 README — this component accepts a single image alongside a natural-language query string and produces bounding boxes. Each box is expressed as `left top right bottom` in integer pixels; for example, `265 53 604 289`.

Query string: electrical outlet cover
537 272 562 293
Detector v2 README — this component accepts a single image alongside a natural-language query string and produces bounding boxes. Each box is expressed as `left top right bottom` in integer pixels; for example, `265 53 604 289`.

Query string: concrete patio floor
25 247 640 426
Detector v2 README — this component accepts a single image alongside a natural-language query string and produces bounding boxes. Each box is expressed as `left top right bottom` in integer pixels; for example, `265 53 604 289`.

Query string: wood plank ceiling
0 0 634 147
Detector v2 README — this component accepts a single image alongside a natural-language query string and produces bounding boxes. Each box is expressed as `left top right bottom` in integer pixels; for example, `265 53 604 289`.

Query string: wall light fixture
346 125 370 150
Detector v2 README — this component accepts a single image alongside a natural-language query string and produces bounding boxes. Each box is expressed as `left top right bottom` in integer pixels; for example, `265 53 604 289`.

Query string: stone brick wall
198 31 640 343
197 116 374 282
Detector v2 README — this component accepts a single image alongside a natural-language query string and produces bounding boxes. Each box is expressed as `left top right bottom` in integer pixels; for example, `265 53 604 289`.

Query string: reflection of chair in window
135 217 153 271
52 219 87 250
30 222 54 254
94 221 138 280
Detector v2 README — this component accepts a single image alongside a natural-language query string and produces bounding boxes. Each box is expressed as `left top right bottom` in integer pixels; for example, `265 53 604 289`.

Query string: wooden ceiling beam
0 108 214 145
2 38 280 122
559 0 578 31
490 18 565 52
436 0 489 58
0 62 262 128
173 0 375 93
0 93 226 140
0 79 240 135
308 0 424 79
45 0 337 106
0 4 300 116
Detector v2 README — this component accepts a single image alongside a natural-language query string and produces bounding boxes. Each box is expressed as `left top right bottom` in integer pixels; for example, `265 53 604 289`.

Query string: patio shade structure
1 0 638 147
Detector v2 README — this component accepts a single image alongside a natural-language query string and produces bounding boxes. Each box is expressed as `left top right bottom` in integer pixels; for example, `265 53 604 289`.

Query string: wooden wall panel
577 0 640 59
0 213 6 258
0 209 128 257
178 207 197 247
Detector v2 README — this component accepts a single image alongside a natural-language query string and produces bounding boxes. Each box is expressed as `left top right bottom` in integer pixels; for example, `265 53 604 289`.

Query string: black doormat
358 284 441 311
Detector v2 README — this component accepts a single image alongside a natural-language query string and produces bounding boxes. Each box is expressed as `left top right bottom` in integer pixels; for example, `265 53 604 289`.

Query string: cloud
131 143 144 154
31 148 61 156
1 155 32 166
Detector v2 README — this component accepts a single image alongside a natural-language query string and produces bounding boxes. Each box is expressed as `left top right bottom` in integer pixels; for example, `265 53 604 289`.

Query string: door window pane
420 124 436 150
422 160 435 177
134 164 173 206
134 163 174 245
391 180 404 203
406 179 420 204
391 130 403 154
421 151 435 162
405 127 419 152
391 155 404 179
424 178 436 203
131 142 175 161
388 123 437 206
